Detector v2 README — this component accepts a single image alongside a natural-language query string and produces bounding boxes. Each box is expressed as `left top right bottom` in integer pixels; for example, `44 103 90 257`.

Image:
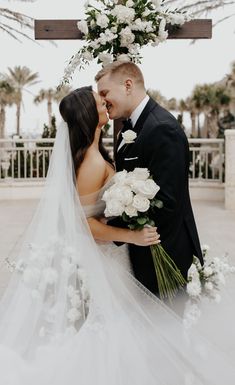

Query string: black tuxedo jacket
112 97 203 295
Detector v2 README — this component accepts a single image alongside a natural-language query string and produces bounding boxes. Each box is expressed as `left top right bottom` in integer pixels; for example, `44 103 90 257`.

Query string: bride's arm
76 154 160 246
86 217 159 246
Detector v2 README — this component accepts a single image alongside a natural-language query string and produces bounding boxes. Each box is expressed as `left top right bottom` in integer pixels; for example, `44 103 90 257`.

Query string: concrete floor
0 199 235 296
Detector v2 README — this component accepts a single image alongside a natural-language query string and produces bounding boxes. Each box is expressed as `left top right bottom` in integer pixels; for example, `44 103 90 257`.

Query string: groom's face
97 74 131 120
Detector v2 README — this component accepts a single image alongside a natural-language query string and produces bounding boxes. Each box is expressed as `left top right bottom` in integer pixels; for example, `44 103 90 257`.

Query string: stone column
225 129 235 210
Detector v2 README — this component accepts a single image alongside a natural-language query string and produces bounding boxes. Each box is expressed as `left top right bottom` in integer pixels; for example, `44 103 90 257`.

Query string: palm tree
0 78 15 138
191 83 230 137
5 66 39 135
34 86 71 126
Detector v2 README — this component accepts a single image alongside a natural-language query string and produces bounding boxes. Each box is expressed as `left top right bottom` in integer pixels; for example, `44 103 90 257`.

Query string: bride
0 86 234 385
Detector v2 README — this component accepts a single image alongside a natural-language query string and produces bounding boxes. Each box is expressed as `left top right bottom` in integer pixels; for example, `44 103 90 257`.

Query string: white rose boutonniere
122 129 137 144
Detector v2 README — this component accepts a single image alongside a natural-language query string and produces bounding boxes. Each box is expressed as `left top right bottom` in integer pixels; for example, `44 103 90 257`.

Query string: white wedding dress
0 121 235 385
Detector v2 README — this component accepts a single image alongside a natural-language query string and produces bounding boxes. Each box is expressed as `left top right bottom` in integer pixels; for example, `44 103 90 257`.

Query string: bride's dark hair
59 86 113 174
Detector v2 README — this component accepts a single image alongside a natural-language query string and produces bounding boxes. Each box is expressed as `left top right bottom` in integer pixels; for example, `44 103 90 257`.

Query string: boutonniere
122 129 137 144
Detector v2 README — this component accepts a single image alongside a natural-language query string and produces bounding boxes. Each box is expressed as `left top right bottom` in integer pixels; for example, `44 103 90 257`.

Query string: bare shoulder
76 148 106 196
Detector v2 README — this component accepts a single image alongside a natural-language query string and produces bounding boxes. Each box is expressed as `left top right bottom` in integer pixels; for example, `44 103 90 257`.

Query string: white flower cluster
122 129 137 144
102 168 160 218
184 245 235 329
9 239 90 313
61 0 192 85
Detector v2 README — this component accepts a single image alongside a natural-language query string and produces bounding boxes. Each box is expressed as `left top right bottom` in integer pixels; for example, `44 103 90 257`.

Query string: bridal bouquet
102 168 186 300
183 245 235 329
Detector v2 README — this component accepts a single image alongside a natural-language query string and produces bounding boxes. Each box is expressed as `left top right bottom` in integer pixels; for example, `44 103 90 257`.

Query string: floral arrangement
183 245 235 329
102 167 186 300
61 0 191 85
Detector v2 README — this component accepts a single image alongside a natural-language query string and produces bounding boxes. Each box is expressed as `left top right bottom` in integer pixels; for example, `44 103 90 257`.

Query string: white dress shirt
117 95 150 152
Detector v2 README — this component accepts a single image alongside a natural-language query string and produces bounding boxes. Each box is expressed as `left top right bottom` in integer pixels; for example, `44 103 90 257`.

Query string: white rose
132 168 150 181
77 20 89 35
111 5 135 24
127 44 139 55
122 129 137 143
124 172 138 187
133 194 150 212
203 266 213 277
108 185 124 201
104 200 125 217
126 0 134 7
90 40 100 49
111 26 117 33
187 264 200 280
104 30 117 42
121 186 134 205
113 170 128 184
201 244 210 253
98 52 113 66
117 53 131 63
132 179 160 199
120 27 135 48
158 18 168 41
131 18 145 32
186 281 201 297
96 14 109 29
99 32 108 45
168 13 185 26
125 205 138 218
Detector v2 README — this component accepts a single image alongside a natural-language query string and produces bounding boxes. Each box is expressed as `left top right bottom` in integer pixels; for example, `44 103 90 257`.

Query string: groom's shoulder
149 100 178 127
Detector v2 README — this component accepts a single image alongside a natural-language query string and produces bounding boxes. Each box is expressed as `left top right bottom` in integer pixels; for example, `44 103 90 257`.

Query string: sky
0 0 235 136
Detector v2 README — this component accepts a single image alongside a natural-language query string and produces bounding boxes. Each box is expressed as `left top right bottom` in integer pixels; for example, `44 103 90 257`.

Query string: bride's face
93 91 109 128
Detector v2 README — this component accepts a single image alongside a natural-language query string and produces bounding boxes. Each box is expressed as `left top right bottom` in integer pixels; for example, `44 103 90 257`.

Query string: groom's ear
125 79 133 95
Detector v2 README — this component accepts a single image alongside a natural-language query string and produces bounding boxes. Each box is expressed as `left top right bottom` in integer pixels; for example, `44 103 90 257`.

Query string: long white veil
0 121 235 385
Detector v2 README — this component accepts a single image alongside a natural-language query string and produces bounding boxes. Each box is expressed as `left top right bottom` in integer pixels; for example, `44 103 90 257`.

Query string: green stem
150 244 187 300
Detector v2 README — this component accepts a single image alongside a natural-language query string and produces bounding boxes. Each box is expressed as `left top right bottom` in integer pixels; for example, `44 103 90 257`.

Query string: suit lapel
133 97 157 136
115 98 157 164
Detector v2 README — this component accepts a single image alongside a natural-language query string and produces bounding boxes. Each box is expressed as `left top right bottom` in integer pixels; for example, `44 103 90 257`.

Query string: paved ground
0 199 235 297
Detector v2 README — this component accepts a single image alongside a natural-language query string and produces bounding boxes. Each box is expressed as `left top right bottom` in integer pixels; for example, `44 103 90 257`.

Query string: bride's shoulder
76 149 106 195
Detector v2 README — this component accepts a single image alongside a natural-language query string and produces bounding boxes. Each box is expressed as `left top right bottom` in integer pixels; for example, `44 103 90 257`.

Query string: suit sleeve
143 122 189 229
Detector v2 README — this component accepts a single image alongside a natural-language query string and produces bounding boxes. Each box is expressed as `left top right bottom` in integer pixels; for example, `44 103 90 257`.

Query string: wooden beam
35 19 212 40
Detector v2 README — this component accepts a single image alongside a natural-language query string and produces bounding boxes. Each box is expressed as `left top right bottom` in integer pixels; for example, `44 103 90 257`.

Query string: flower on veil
102 167 187 300
60 0 192 86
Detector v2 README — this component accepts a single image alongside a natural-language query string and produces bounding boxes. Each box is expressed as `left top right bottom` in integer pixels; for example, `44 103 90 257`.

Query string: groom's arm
144 122 188 229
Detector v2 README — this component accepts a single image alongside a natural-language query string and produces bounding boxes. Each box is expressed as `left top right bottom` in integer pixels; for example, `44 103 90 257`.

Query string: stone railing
0 137 224 182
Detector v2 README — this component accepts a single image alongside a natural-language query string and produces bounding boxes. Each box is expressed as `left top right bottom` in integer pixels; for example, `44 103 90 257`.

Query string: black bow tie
121 118 133 132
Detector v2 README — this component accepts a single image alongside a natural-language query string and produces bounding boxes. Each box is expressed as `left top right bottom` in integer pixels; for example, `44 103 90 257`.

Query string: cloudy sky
0 0 235 136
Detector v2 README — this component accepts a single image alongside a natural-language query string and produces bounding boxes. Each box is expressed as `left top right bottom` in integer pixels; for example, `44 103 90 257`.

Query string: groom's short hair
95 61 145 87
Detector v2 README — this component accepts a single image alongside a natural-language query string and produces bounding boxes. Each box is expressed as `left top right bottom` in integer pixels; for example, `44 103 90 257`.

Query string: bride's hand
130 227 160 247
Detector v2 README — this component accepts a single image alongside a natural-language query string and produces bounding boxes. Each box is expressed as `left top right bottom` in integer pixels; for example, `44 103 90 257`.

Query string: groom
95 61 203 295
